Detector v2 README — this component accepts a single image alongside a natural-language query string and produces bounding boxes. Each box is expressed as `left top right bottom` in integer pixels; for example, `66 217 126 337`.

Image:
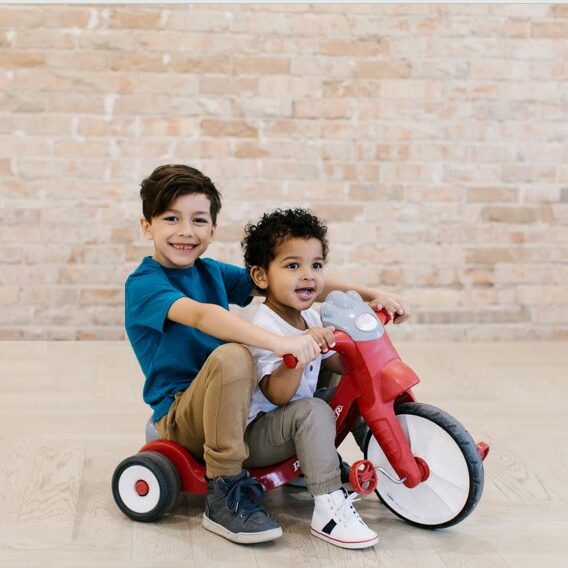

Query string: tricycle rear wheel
364 402 484 529
112 451 180 522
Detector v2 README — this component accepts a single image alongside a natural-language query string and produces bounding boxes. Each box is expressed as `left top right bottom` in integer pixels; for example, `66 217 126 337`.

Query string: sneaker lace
225 476 266 520
336 491 363 526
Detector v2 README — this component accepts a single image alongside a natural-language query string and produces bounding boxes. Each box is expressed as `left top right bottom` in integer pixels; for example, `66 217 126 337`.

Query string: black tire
364 402 484 529
112 451 181 522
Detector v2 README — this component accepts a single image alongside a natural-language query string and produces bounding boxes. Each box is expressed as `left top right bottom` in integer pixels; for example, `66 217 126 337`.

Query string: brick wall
1 3 567 341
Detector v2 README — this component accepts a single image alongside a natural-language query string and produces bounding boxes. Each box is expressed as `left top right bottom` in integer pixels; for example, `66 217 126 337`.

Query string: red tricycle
112 290 489 529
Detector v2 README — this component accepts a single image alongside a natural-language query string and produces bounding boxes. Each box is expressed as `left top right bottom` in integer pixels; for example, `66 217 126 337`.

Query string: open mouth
295 287 316 301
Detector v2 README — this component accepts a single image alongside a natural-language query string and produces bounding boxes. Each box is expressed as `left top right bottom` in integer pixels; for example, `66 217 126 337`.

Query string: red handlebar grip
376 309 392 325
283 354 297 369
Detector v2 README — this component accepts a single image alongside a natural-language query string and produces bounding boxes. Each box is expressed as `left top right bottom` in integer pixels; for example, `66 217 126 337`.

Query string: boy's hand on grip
276 334 320 367
368 292 411 324
304 326 336 353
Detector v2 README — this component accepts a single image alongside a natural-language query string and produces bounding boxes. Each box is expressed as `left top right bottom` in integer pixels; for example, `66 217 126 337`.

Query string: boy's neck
264 298 307 331
151 255 197 270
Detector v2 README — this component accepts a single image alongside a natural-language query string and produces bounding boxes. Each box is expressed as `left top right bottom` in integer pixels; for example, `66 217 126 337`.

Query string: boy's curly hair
242 208 328 271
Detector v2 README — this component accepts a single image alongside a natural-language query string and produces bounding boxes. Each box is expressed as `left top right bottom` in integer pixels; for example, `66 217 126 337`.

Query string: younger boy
240 208 378 549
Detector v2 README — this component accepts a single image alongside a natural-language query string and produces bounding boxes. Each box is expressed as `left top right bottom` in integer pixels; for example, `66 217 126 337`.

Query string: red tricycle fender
140 439 207 494
379 359 419 402
357 359 423 488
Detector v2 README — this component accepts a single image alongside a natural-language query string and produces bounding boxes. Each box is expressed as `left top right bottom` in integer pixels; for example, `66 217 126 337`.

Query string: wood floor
0 340 567 567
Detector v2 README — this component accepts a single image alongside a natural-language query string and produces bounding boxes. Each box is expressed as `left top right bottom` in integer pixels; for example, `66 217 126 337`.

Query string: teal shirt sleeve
125 269 185 334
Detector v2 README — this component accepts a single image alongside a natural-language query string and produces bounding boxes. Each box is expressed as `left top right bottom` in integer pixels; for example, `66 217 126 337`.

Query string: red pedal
349 459 378 495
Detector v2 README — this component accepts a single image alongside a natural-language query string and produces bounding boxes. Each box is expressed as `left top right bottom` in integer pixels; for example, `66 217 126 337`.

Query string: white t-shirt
247 303 334 425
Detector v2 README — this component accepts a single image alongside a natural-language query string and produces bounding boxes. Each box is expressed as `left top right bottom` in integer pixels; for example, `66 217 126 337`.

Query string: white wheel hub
118 464 161 514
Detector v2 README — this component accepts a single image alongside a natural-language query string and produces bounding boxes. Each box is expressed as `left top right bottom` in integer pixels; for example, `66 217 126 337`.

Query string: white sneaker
311 488 379 549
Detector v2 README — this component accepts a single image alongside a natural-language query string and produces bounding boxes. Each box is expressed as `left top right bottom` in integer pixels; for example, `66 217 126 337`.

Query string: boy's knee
292 397 335 428
209 343 255 384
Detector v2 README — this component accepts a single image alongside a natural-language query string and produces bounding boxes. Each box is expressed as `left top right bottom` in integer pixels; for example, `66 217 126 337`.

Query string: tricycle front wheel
364 402 484 529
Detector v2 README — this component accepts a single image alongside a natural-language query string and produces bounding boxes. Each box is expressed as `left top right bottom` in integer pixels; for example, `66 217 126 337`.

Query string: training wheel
349 459 378 495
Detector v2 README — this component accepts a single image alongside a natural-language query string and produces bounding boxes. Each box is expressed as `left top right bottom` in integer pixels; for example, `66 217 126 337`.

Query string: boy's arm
260 352 343 405
167 297 321 365
259 364 303 406
317 275 411 324
321 352 344 375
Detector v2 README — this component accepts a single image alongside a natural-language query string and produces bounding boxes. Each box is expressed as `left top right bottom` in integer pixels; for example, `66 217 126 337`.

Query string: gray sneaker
202 471 283 544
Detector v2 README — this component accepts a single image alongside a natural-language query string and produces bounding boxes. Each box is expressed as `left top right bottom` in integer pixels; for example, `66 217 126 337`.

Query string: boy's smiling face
140 193 216 269
251 237 325 323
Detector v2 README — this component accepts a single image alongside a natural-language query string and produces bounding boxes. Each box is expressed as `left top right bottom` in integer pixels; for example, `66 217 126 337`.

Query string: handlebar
376 308 392 326
283 308 392 369
283 354 298 369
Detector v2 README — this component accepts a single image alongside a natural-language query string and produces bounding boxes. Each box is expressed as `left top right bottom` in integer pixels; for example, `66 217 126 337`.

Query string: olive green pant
244 397 341 496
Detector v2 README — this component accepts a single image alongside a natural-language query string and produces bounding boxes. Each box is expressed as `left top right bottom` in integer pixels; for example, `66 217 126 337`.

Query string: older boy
125 164 410 545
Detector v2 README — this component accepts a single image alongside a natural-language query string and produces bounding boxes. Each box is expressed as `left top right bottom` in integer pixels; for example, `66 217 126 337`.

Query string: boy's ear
209 224 217 239
140 218 153 240
250 266 268 290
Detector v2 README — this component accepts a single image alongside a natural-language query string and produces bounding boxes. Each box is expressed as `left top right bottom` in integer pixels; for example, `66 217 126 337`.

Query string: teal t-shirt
125 256 254 421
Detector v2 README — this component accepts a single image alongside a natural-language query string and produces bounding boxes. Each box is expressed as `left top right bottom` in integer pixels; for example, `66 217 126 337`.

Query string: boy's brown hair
140 164 222 224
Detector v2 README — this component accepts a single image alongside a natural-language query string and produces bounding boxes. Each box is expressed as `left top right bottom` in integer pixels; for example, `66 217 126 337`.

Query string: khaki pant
156 343 256 478
155 343 341 494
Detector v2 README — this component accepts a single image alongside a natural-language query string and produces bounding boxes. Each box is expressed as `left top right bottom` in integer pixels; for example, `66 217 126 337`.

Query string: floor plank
0 340 567 567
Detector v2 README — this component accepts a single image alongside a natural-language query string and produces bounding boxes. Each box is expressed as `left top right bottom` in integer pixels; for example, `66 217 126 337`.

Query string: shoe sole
202 514 283 544
310 527 379 549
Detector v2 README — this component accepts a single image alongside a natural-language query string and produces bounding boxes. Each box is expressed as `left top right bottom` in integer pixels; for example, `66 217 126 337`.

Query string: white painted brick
0 3 566 340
